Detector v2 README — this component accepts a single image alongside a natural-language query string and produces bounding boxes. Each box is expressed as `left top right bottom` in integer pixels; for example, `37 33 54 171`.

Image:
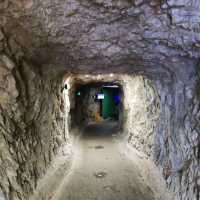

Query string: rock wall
123 76 160 157
85 87 101 123
120 71 199 200
122 68 200 200
153 66 200 200
0 32 69 200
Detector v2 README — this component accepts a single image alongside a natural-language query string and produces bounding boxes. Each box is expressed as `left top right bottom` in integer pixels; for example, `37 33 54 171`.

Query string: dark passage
71 83 123 130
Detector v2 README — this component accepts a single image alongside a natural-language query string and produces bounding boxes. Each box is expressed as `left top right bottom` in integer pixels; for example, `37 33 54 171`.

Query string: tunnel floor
52 121 156 200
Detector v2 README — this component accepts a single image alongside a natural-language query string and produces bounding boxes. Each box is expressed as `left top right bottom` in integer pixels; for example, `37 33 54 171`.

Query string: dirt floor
50 121 164 200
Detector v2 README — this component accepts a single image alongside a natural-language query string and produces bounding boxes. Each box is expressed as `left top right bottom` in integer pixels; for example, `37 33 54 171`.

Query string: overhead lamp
103 85 119 88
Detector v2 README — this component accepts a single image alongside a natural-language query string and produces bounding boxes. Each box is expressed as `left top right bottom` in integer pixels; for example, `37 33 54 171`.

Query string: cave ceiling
0 0 200 76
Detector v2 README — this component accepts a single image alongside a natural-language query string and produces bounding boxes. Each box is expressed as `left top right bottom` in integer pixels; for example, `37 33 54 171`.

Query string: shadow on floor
82 120 120 139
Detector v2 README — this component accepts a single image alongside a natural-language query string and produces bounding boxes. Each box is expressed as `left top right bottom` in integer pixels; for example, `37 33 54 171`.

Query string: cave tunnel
0 1 200 200
69 81 125 141
71 81 123 131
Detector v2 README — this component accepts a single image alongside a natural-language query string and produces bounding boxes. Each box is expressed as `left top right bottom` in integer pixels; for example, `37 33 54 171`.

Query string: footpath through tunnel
44 74 167 200
29 73 173 200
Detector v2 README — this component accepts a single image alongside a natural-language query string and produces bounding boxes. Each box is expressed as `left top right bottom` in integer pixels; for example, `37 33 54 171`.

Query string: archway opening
70 81 124 135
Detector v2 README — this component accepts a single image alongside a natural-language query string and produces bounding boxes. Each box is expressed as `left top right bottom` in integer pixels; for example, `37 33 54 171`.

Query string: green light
77 91 81 96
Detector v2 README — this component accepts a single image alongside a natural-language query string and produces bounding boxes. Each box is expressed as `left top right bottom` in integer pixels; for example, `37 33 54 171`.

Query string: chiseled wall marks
0 54 69 200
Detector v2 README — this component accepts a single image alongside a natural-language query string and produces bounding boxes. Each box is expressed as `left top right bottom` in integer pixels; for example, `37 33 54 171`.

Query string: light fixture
103 85 119 88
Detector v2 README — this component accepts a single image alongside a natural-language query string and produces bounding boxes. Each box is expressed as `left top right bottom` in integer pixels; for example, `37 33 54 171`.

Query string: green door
102 88 115 119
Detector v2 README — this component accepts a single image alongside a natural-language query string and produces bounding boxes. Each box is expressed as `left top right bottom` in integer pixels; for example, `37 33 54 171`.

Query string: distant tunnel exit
71 82 123 129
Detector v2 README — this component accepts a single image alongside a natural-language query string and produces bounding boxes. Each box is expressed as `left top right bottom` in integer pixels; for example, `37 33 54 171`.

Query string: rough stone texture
79 86 101 124
68 75 125 131
86 87 101 122
0 0 200 75
123 76 160 157
124 72 200 200
0 33 69 200
72 85 101 127
154 68 200 200
123 72 200 200
0 0 200 200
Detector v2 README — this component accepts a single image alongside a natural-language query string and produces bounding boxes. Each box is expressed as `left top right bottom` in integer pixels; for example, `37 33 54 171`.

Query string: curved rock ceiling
1 0 200 75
